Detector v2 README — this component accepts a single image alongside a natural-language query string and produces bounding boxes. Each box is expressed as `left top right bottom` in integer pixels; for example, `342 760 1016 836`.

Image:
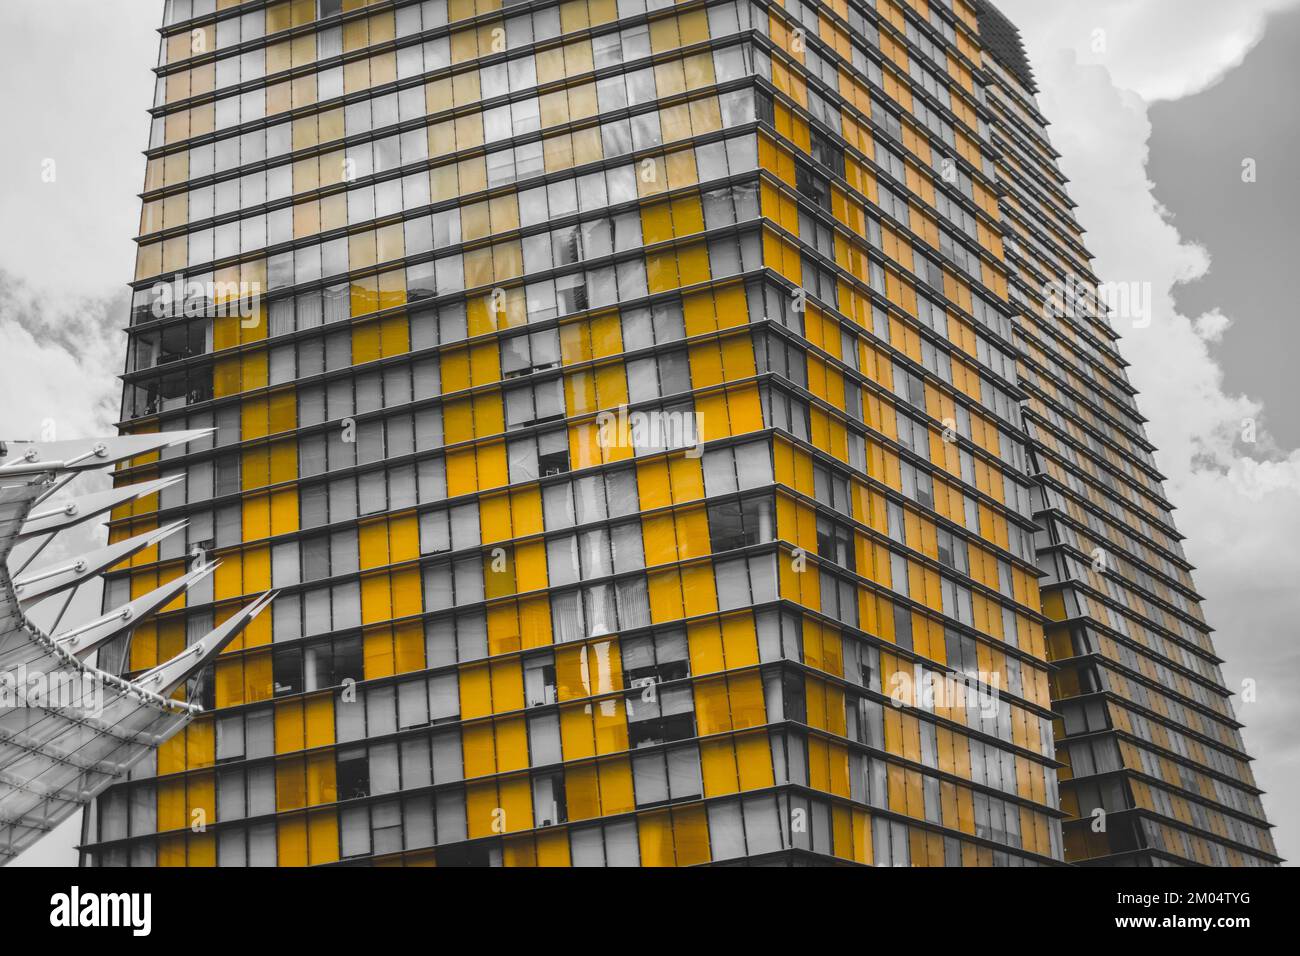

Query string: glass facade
81 0 1269 867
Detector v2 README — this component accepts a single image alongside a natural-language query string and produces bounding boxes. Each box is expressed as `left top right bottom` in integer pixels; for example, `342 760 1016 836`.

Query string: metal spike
0 429 214 477
19 476 184 539
132 591 276 699
54 562 219 659
13 520 187 607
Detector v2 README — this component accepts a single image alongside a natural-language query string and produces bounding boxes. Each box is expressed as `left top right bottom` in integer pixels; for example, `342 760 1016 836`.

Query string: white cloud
0 271 125 441
1001 0 1300 862
0 0 158 296
0 267 121 641
1193 308 1232 343
1000 0 1300 101
0 271 123 867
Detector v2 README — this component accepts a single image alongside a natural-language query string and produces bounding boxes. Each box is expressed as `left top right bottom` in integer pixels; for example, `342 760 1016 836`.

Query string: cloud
1001 0 1300 861
1000 0 1300 101
0 0 158 296
0 265 123 625
0 269 125 865
0 269 126 441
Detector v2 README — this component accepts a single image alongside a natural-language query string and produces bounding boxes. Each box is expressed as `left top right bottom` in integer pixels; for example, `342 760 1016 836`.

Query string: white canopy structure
0 431 271 864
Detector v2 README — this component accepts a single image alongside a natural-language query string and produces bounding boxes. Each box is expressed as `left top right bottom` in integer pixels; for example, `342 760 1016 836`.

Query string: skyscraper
81 0 1272 867
975 4 1279 867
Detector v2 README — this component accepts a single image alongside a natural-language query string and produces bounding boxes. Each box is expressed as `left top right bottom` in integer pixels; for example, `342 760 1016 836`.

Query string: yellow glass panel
672 805 711 865
650 16 680 53
499 776 533 832
459 662 493 719
537 828 571 866
565 764 600 819
639 810 675 866
363 624 395 676
276 815 311 865
597 756 633 813
465 781 499 839
496 717 529 772
641 201 673 245
490 658 525 713
275 700 306 753
700 737 739 796
560 704 596 760
308 810 339 864
305 694 335 748
187 832 216 867
276 757 307 811
157 774 188 834
736 731 774 789
361 572 394 624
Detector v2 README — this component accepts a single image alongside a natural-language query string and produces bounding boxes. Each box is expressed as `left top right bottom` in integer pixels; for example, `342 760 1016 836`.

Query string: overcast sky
1148 10 1300 450
1 0 1295 866
0 0 161 866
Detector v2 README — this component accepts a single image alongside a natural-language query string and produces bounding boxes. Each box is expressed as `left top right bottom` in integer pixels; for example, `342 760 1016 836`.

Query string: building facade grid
80 0 1273 867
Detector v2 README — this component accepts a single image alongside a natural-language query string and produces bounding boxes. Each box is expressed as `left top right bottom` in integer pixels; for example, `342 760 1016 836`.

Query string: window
542 468 638 529
504 378 564 429
336 747 370 801
532 772 567 826
936 527 969 573
631 744 703 807
702 440 772 497
546 522 643 584
795 160 831 211
508 428 570 482
272 646 302 696
502 328 561 378
815 514 855 572
621 629 690 686
523 654 557 707
714 553 778 611
551 578 650 642
708 494 774 552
